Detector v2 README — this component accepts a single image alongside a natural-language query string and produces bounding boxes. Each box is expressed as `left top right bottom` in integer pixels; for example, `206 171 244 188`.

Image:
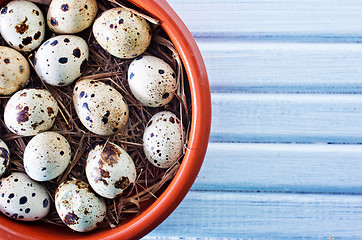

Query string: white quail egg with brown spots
93 7 152 59
55 180 106 232
128 56 177 107
86 142 137 199
0 172 50 221
34 35 89 86
4 88 59 136
73 79 129 136
143 111 185 168
47 0 98 34
0 46 30 95
23 131 71 182
0 1 45 52
0 139 10 177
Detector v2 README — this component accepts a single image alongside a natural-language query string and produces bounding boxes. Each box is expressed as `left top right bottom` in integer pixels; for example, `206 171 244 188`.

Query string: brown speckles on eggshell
100 143 122 167
32 9 39 16
92 7 151 58
21 36 32 46
55 180 106 231
4 89 59 136
114 177 130 189
0 1 45 52
63 211 79 225
86 142 136 199
15 17 29 34
73 80 129 136
16 106 30 123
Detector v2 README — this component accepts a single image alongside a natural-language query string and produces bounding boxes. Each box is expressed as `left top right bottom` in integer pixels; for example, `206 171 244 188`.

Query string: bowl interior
0 0 211 239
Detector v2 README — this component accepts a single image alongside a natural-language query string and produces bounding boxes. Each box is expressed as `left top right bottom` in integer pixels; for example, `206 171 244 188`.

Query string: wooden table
145 0 362 239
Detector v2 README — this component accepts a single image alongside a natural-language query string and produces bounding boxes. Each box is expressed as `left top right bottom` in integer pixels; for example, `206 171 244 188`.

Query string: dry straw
0 0 191 229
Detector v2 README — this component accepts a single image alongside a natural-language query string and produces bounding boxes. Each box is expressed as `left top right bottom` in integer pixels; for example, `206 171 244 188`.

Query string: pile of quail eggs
0 0 185 232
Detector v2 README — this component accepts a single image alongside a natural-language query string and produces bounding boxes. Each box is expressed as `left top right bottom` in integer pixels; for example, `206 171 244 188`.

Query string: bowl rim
0 0 212 239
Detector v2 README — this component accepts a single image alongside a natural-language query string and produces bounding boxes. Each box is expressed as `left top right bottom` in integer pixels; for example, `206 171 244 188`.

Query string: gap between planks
192 143 362 194
146 190 362 239
167 0 362 42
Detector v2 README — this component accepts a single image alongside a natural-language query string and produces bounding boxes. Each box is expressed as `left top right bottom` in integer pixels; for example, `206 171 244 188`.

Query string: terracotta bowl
0 0 211 239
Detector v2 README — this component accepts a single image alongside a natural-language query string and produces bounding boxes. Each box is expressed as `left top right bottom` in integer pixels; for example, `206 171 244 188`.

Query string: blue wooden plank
144 191 362 239
211 93 362 143
199 41 362 93
168 0 362 42
192 143 362 194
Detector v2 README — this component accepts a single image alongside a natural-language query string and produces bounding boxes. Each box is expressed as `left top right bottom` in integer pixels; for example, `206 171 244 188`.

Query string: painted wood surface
211 93 362 143
144 191 362 240
199 41 362 93
145 0 362 239
164 0 362 41
193 143 362 194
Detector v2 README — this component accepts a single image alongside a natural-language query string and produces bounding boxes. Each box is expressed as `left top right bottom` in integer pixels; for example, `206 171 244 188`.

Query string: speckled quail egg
23 131 71 182
0 172 50 221
128 56 177 107
143 111 185 168
0 46 30 95
47 0 98 34
93 7 152 59
4 88 59 136
0 139 10 177
34 35 89 86
73 79 129 136
0 1 45 52
55 180 106 232
86 142 136 199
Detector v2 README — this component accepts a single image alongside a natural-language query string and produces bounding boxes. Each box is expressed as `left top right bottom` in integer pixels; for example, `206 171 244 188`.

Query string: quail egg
0 172 50 221
47 0 98 34
0 0 45 52
34 35 89 86
0 139 10 177
143 111 185 168
73 79 129 136
93 7 151 59
55 180 106 232
86 142 137 199
0 46 30 95
128 55 177 107
4 88 59 136
23 131 71 181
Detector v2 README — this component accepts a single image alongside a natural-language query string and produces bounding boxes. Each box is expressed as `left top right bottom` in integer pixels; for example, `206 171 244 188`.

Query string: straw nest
0 0 191 229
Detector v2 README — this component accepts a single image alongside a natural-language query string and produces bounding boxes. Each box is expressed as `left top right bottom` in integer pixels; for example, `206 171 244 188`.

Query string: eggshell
128 55 177 107
86 142 137 199
0 139 10 177
55 180 106 232
47 0 98 34
0 46 30 95
143 111 185 168
4 88 59 136
93 7 151 59
0 172 50 221
73 79 129 136
0 1 45 52
23 132 71 181
34 35 89 86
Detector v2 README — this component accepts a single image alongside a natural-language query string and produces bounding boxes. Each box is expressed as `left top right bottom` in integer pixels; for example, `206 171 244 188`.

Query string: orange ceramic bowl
0 0 211 239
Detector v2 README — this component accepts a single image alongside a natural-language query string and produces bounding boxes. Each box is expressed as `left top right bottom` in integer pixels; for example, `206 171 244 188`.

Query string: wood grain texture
143 0 362 239
167 0 362 42
200 41 362 93
145 191 362 239
193 143 362 193
211 93 362 143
